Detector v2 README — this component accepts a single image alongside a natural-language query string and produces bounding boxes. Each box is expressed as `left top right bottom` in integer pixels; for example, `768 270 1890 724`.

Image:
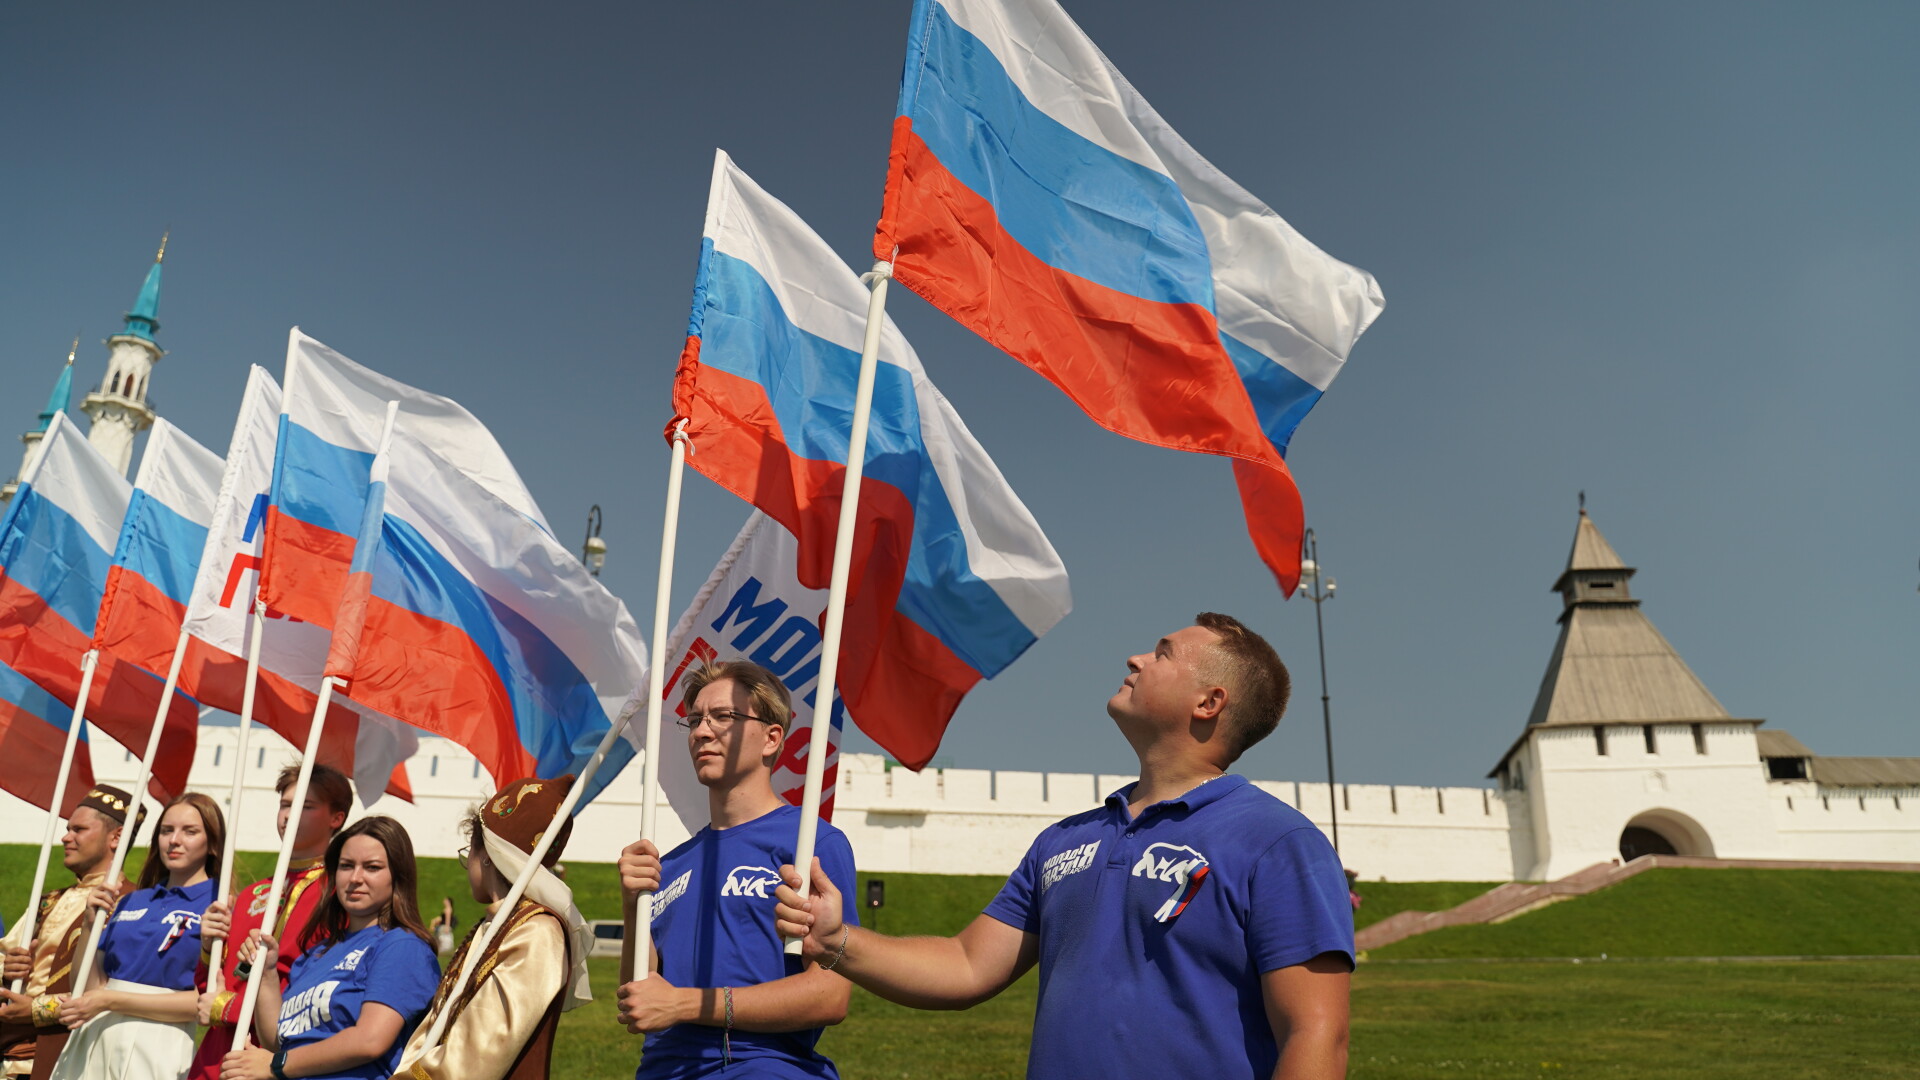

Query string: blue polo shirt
639 802 860 1080
277 924 440 1080
98 877 215 989
985 775 1353 1080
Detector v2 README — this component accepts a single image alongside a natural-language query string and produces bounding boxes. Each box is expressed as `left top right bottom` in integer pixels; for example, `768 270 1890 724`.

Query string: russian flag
87 419 222 797
0 658 94 814
0 414 200 800
672 151 1071 769
261 334 645 806
178 366 416 804
875 0 1385 593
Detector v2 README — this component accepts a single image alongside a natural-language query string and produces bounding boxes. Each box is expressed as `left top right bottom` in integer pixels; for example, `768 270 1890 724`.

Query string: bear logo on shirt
1130 843 1211 923
719 865 783 900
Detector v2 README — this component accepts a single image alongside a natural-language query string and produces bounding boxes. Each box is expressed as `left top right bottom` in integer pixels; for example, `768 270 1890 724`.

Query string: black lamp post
1295 528 1339 854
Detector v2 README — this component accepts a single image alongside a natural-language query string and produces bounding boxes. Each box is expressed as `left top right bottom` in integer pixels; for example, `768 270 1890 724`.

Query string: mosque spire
82 236 167 476
122 230 166 342
36 337 78 432
3 339 82 503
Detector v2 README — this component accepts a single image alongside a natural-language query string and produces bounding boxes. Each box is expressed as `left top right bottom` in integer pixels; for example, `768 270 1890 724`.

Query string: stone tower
1490 504 1779 880
81 234 167 476
0 339 78 504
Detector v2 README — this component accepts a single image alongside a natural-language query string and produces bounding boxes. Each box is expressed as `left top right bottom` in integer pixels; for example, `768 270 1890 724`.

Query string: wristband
271 1048 290 1080
32 994 61 1027
722 986 733 1068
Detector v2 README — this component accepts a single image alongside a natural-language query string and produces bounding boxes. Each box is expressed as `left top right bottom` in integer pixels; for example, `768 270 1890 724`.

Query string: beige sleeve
393 915 566 1080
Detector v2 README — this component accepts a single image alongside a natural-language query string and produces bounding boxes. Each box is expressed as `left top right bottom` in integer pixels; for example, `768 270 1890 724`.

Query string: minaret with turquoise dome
80 233 167 476
1 339 79 504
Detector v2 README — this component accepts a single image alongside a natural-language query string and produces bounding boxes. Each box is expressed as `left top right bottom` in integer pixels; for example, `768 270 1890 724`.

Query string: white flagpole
418 679 644 1049
784 259 892 955
10 649 98 994
619 424 689 985
230 674 340 1054
70 629 193 993
205 599 267 993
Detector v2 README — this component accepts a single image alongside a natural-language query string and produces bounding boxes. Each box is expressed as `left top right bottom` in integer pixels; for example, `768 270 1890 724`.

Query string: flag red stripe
0 699 94 814
0 576 196 800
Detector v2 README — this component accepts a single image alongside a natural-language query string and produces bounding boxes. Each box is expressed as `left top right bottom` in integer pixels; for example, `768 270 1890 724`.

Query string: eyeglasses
675 708 766 733
456 843 472 862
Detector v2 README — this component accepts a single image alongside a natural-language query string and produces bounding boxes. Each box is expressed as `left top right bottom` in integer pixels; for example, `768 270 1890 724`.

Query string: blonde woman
50 791 224 1080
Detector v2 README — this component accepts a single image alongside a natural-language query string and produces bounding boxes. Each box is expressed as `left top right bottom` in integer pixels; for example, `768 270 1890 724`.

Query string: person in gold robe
389 774 593 1080
0 786 139 1080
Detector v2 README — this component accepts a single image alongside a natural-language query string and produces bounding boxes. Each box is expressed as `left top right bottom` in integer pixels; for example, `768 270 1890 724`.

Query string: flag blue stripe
0 487 114 635
114 491 211 608
909 2 1214 310
0 658 82 740
1220 330 1325 458
272 417 374 539
700 249 1039 676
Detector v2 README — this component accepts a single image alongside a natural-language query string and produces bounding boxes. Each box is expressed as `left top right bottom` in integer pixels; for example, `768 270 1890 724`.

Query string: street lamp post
583 505 607 577
1295 528 1339 854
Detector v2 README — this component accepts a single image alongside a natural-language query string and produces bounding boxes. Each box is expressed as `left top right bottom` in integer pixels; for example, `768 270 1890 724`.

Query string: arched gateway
1619 809 1714 861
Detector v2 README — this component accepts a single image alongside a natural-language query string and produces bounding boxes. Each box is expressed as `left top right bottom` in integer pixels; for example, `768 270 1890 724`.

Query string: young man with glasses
615 660 859 1079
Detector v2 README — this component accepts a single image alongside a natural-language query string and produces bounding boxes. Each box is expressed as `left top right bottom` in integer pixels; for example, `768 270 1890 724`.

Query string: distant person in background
1345 869 1363 913
391 774 594 1080
616 660 859 1079
0 786 140 1080
428 899 458 957
193 762 354 1080
50 791 225 1080
222 817 440 1080
776 614 1356 1080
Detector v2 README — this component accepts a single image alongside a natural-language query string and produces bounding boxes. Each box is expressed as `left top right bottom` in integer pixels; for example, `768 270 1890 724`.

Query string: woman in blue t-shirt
221 816 440 1080
50 792 224 1080
617 660 861 1080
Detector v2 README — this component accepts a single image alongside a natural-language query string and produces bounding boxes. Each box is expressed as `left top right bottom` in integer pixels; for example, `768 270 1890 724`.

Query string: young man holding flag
190 763 353 1080
615 661 860 1079
0 786 139 1080
776 614 1355 1080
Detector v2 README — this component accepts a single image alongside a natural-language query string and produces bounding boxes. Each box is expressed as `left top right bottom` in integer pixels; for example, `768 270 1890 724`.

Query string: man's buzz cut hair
1194 612 1291 763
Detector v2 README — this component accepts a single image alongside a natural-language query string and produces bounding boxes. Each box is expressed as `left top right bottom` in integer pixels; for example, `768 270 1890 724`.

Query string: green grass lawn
1351 880 1502 931
1375 869 1920 959
540 957 1920 1079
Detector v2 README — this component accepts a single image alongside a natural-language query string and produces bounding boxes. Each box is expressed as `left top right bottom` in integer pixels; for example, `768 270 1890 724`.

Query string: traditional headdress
479 775 592 1010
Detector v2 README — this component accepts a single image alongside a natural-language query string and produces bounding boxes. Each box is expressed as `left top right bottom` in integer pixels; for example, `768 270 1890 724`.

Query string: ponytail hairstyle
299 815 431 950
136 792 225 890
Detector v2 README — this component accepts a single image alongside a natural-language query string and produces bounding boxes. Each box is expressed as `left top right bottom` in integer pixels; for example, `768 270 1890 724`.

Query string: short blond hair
681 660 793 733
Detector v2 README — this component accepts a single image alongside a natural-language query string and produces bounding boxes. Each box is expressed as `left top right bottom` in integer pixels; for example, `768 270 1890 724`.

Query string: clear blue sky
4 2 1915 788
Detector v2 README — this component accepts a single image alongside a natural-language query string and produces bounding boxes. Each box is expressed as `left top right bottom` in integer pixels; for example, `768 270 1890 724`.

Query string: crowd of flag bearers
2 0 1386 1076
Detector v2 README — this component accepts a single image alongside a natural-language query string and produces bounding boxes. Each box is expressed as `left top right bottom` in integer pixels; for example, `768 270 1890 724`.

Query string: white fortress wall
1769 781 1920 863
7 725 1915 886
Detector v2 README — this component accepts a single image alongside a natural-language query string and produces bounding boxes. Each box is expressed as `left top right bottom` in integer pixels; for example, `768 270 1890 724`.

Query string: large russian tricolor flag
0 414 200 800
321 421 651 808
672 151 1071 769
0 658 93 814
179 366 415 803
261 332 643 806
875 0 1385 592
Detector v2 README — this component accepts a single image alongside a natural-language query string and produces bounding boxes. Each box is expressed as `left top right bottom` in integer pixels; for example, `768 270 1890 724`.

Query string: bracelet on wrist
721 987 734 1069
819 924 851 972
271 1047 291 1080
